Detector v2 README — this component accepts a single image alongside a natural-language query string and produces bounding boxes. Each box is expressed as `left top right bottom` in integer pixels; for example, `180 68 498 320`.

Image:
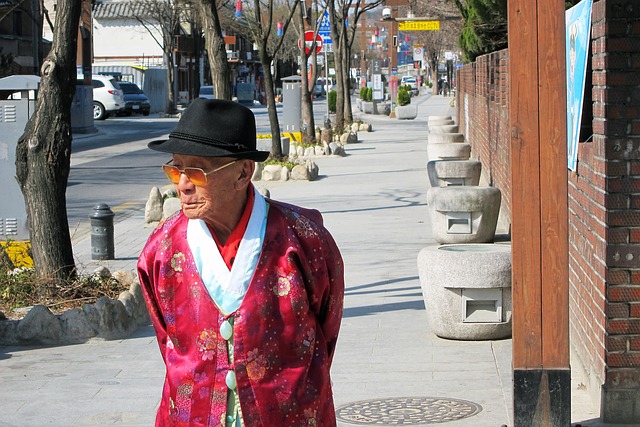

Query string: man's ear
236 159 255 189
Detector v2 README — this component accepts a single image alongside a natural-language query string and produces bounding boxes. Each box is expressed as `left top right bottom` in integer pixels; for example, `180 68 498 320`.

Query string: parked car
401 76 419 97
91 74 125 120
118 82 150 116
198 85 214 99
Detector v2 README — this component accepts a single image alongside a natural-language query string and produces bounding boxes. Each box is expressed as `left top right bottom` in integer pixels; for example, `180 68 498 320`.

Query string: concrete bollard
90 203 115 260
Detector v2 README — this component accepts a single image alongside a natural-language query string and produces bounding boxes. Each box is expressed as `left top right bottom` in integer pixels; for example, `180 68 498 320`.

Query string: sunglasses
162 159 238 186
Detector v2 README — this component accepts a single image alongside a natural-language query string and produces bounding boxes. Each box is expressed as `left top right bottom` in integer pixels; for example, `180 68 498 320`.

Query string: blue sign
566 0 592 171
318 11 331 36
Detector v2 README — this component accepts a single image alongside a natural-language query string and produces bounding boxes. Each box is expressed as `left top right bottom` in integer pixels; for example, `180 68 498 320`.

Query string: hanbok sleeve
315 226 345 363
137 246 169 361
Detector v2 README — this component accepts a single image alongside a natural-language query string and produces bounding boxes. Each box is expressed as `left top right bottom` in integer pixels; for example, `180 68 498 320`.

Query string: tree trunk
261 56 283 159
332 20 345 131
196 0 232 100
15 0 81 282
165 52 177 113
342 44 353 124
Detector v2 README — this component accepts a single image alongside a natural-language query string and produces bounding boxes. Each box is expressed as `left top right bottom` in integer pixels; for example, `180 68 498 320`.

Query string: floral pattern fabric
137 200 344 427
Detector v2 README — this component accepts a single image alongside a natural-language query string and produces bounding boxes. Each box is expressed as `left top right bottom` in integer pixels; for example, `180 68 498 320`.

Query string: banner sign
566 0 593 171
398 21 440 31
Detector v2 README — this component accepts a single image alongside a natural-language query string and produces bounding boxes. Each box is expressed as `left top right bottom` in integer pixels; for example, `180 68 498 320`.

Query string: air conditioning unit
226 50 239 60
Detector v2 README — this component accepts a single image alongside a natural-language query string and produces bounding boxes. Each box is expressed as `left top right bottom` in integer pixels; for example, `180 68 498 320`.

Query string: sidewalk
0 94 603 426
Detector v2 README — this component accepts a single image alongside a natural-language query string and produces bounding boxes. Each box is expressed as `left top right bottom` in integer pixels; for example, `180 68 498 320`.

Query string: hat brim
148 138 270 162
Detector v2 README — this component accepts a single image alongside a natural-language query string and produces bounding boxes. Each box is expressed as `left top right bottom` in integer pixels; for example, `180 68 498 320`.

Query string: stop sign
298 30 323 54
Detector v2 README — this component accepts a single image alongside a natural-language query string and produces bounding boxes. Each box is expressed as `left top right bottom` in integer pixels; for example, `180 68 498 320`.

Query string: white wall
92 19 164 66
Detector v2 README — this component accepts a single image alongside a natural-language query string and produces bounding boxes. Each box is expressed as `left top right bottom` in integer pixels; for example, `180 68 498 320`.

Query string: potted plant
395 86 417 120
357 87 367 111
362 87 374 114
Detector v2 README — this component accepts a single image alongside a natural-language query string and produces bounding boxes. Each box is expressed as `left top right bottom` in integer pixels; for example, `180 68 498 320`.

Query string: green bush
328 90 337 113
397 86 411 106
359 87 367 100
366 87 373 101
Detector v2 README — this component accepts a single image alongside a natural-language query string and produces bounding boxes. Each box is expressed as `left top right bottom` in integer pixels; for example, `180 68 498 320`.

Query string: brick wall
456 50 511 224
455 0 640 421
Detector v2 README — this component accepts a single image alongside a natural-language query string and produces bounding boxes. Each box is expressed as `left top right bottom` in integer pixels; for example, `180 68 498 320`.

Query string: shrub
359 87 367 100
366 87 373 101
397 86 411 106
328 90 337 113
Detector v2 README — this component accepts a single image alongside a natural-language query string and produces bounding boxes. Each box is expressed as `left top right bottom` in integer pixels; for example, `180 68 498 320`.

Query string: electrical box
281 75 302 133
0 75 40 242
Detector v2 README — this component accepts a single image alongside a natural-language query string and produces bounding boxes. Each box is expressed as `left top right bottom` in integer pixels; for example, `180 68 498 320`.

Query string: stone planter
428 133 465 144
430 124 459 134
395 104 418 120
362 101 374 114
417 243 512 340
426 186 501 244
427 143 471 161
427 160 482 187
428 121 455 132
428 115 452 122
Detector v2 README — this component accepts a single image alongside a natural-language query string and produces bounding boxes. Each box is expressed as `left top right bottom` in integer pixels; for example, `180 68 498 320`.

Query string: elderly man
137 99 344 427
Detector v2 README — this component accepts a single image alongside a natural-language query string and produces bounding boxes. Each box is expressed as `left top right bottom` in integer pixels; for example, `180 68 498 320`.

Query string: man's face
170 154 240 223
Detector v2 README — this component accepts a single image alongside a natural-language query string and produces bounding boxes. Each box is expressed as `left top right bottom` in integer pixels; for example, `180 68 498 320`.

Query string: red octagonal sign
298 30 323 54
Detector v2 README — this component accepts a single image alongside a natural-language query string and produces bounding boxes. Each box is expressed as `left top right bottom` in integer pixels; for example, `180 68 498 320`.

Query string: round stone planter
427 143 471 161
426 186 501 244
427 160 482 187
428 133 465 144
430 124 459 134
417 244 512 340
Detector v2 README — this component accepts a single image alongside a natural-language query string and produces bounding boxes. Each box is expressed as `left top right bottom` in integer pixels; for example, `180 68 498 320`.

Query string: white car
400 76 419 97
91 75 125 120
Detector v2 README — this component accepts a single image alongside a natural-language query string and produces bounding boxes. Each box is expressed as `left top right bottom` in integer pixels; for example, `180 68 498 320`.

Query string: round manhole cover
336 397 482 425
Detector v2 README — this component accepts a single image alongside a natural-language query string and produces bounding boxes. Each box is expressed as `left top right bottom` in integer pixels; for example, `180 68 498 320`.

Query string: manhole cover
336 397 482 425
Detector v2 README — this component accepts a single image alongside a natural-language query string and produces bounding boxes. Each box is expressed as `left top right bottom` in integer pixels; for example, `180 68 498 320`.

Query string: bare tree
294 1 324 142
194 0 233 100
244 0 299 158
130 0 188 114
410 0 461 94
15 0 82 281
326 0 384 129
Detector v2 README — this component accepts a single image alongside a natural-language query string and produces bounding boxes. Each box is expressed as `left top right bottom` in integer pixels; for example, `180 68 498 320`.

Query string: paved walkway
0 94 607 426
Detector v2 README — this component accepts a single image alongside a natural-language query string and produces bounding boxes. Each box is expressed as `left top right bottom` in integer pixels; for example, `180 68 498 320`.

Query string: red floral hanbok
137 196 344 427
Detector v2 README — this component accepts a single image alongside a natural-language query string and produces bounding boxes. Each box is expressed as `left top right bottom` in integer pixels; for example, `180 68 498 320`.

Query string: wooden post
508 0 571 425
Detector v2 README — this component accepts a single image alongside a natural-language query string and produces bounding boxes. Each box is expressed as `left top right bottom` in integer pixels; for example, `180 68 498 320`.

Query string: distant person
137 99 345 426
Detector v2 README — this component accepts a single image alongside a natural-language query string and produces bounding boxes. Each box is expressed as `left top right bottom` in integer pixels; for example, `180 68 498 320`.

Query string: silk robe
137 199 344 427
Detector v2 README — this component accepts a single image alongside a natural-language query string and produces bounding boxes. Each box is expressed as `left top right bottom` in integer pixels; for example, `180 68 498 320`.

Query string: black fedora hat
148 98 270 162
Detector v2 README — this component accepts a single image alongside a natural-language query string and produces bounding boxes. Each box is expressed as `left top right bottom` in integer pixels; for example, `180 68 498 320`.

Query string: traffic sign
318 11 331 36
298 30 323 54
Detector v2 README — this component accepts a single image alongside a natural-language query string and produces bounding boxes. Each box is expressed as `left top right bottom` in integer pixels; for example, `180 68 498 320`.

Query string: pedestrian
137 98 345 426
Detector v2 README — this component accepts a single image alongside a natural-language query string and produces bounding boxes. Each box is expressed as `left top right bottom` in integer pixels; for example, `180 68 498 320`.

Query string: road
66 100 329 241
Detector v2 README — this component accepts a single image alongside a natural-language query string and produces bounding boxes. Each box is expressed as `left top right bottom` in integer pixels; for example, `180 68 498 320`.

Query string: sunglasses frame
162 159 238 186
